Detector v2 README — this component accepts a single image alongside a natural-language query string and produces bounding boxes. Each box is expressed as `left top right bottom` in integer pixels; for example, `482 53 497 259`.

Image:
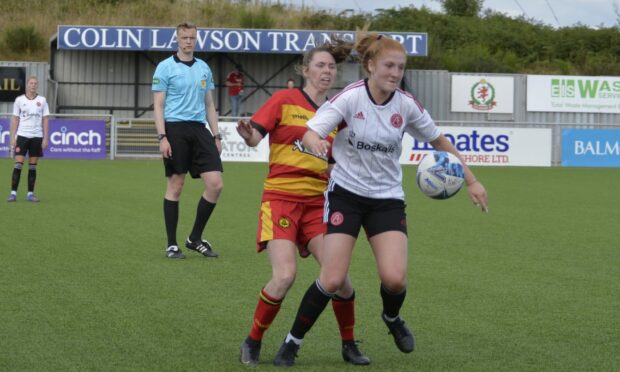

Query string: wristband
157 134 166 141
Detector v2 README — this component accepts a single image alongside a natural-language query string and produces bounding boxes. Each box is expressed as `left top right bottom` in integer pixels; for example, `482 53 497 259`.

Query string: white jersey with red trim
13 94 50 138
307 79 440 200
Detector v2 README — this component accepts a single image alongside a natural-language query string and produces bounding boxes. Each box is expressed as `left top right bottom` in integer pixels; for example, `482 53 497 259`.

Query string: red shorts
256 199 326 257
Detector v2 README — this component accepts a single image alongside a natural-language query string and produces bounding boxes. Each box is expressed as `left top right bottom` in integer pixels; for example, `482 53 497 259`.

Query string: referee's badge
279 217 290 228
200 79 207 88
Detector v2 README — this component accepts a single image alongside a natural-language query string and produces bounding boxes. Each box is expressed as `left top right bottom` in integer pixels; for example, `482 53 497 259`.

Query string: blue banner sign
561 128 620 167
57 26 428 56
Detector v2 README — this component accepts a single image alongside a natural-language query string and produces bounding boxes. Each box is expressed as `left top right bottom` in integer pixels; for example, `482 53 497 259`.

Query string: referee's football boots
341 340 370 365
382 313 415 353
185 238 219 258
165 245 185 259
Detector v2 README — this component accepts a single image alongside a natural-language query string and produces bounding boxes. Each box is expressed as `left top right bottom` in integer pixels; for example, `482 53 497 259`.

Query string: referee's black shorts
324 182 407 239
163 121 223 178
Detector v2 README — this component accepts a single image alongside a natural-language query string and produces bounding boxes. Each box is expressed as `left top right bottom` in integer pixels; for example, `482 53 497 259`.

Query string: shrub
2 25 45 54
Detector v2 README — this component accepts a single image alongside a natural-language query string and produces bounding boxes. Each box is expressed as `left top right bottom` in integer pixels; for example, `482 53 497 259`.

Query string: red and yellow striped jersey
251 88 336 203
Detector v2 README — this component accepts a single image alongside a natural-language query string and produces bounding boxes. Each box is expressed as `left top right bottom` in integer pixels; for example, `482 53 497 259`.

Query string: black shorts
163 122 223 179
15 136 44 157
325 181 408 239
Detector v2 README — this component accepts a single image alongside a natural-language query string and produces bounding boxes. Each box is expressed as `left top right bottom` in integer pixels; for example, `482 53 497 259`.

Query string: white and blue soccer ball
416 151 465 200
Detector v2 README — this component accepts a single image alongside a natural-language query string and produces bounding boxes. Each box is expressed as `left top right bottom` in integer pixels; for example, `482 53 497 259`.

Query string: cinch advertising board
0 118 106 159
527 75 620 114
400 127 552 167
561 129 620 167
451 75 514 114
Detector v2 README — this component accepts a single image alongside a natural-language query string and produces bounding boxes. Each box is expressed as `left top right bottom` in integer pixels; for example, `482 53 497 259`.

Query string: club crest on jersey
330 212 344 226
390 113 403 128
279 217 290 228
292 138 327 160
36 102 41 107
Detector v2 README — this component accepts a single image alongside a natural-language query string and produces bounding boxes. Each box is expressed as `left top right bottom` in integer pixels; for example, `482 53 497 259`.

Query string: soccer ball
416 151 465 200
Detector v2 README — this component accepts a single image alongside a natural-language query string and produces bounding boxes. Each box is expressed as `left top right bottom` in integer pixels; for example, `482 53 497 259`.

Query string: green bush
238 7 274 29
2 25 45 54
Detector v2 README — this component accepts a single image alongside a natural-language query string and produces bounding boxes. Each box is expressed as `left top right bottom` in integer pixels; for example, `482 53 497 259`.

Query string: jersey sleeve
250 91 284 134
12 97 20 117
151 62 168 92
42 97 50 116
404 97 441 142
203 63 215 91
307 100 345 138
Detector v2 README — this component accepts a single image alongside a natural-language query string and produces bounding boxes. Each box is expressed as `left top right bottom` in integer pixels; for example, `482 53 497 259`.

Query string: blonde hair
176 22 197 33
354 28 406 75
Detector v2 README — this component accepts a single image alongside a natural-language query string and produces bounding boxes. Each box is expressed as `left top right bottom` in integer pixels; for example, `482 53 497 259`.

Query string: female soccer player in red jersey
235 39 370 367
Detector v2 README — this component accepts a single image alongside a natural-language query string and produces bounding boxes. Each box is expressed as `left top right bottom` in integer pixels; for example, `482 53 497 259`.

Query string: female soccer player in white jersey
7 76 49 203
272 31 489 366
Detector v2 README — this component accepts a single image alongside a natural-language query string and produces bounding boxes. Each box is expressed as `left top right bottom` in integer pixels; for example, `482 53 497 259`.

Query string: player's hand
308 139 331 159
159 138 172 158
10 137 16 147
236 119 253 140
215 138 222 154
467 180 489 213
42 138 48 150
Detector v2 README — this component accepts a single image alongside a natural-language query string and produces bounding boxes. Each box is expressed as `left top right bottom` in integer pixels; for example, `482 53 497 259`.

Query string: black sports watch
213 133 222 141
157 134 167 141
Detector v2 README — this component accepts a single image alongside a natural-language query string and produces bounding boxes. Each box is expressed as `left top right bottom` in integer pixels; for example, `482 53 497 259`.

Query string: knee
272 267 296 292
319 274 346 294
167 181 184 199
381 275 407 293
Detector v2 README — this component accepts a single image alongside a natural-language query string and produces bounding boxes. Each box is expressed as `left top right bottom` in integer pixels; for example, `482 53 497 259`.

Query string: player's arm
430 134 488 212
153 91 171 158
236 119 263 147
205 90 222 154
42 115 49 149
9 115 19 147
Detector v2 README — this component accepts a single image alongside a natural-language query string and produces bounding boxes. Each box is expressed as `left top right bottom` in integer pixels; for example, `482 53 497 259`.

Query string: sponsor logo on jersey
390 113 403 128
353 140 396 153
152 77 160 84
353 111 365 120
330 212 344 226
292 138 327 160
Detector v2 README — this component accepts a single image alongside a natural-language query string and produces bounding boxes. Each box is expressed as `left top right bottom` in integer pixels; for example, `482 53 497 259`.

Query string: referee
152 22 223 259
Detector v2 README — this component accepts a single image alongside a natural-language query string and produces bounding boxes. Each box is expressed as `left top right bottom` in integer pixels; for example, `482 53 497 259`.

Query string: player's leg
241 240 298 366
274 233 356 366
7 136 28 202
241 200 302 366
8 155 24 202
307 234 370 365
371 232 414 352
25 138 43 202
